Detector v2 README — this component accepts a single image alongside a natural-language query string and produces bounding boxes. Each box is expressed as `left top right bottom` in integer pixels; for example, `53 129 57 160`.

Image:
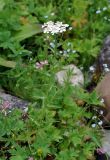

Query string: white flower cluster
96 7 107 14
42 21 69 34
91 120 103 128
104 16 110 21
103 63 110 72
89 66 95 72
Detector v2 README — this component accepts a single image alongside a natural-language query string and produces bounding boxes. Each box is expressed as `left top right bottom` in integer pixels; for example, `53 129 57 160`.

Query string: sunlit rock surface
56 64 84 86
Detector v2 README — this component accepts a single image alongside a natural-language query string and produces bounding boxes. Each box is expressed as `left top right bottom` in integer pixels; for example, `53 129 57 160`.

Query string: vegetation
0 0 110 159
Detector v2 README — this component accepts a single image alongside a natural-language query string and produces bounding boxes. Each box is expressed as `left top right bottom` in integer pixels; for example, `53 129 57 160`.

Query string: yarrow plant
42 21 69 34
42 21 70 58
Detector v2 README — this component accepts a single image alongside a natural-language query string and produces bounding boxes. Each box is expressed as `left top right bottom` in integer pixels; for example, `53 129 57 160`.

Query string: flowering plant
42 21 69 34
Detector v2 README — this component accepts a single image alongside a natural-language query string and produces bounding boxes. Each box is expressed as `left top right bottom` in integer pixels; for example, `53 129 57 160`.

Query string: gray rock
101 129 110 157
0 90 29 111
95 35 110 76
56 64 84 86
88 35 110 82
95 72 110 122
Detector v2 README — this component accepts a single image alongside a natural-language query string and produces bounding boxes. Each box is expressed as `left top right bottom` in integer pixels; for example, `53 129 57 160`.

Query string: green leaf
13 23 42 42
0 57 16 68
10 155 24 160
0 0 5 11
9 145 28 160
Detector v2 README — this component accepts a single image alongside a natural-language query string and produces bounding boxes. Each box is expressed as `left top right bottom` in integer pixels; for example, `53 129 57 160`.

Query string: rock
56 64 84 86
101 129 110 157
95 72 110 122
95 35 110 76
0 90 29 111
88 35 110 83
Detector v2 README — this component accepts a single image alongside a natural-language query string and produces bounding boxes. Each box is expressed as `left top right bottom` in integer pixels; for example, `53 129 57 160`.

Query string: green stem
54 35 58 57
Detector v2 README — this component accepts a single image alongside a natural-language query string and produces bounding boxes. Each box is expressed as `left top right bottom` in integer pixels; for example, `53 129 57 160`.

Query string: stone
0 90 29 111
95 73 110 108
88 35 110 83
55 64 84 86
95 72 110 121
98 35 110 74
101 129 110 157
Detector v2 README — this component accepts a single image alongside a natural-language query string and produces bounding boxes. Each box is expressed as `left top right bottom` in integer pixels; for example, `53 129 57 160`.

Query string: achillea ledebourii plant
42 21 69 35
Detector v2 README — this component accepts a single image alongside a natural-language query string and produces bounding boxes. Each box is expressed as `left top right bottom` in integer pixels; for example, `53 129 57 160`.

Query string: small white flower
89 66 95 72
59 51 63 54
96 10 101 14
103 7 107 11
103 64 108 68
67 49 71 52
63 50 67 54
104 67 110 72
100 110 104 115
72 50 76 53
91 123 96 128
98 121 103 126
67 42 71 46
51 13 55 16
50 42 55 48
100 98 104 103
92 116 97 120
23 107 28 113
69 27 73 30
44 15 48 19
8 110 12 113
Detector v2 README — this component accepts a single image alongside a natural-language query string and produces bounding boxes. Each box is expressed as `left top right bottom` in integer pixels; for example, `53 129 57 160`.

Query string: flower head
98 120 103 126
42 21 69 35
35 60 48 70
91 123 96 128
89 66 95 72
100 98 104 103
103 7 107 11
96 10 101 14
97 148 106 154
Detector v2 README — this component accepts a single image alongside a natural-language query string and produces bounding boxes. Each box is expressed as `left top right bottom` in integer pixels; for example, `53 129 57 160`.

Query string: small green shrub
0 84 102 160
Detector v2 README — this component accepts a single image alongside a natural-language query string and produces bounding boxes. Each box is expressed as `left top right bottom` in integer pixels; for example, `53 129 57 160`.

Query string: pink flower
96 148 106 154
35 60 48 69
